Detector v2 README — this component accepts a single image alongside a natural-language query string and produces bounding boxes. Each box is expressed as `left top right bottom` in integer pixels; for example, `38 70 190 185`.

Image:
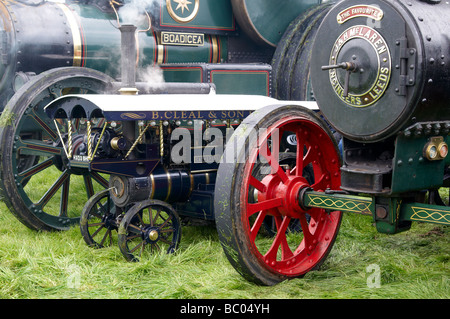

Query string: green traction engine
0 0 448 286
213 0 450 285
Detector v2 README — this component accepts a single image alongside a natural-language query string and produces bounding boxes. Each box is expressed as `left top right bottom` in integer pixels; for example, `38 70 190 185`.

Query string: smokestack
119 24 138 95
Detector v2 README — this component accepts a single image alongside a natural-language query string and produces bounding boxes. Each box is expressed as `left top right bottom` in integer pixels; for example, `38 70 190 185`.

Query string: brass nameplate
161 31 204 46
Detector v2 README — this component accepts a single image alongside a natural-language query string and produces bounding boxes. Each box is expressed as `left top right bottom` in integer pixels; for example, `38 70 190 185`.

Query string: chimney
119 24 138 95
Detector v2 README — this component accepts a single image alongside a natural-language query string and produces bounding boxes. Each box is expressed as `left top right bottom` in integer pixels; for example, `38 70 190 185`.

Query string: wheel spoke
36 170 70 209
16 157 55 184
159 214 172 229
16 138 62 157
99 229 112 247
128 223 143 235
264 216 293 262
90 171 109 188
83 175 95 200
90 223 106 238
295 130 305 176
249 175 267 193
260 148 288 183
247 198 283 217
153 208 161 226
27 109 59 141
250 210 268 242
60 175 70 217
129 239 145 254
298 214 314 253
148 208 154 227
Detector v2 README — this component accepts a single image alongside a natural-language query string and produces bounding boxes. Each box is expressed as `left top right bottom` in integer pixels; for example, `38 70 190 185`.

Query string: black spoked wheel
0 67 114 231
118 200 182 262
80 189 121 248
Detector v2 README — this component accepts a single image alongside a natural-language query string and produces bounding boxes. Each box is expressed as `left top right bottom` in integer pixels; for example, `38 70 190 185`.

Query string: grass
0 198 448 299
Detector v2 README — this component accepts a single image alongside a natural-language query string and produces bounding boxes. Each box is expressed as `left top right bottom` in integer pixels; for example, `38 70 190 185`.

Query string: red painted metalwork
240 116 342 277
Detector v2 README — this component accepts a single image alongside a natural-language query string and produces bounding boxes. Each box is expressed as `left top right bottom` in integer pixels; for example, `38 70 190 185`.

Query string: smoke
138 64 165 89
118 0 160 25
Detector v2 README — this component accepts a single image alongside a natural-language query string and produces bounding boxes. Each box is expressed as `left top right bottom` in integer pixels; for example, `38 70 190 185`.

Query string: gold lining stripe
164 167 172 201
211 35 219 63
149 174 155 199
156 32 165 64
58 3 82 67
189 174 194 196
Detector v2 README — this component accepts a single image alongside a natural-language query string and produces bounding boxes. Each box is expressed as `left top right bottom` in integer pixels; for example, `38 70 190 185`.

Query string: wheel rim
241 116 342 276
0 67 113 231
80 190 119 248
118 200 181 262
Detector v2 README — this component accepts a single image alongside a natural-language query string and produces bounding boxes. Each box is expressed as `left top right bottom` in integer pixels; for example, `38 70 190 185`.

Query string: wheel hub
258 170 310 219
144 227 160 243
102 213 118 231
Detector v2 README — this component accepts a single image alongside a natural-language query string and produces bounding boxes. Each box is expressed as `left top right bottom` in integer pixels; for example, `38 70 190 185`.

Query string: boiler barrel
0 0 227 108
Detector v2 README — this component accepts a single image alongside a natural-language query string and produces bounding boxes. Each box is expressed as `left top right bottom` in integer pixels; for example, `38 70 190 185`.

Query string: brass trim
164 167 172 202
189 173 194 196
327 25 391 108
149 174 155 199
190 169 218 174
337 5 384 24
211 35 219 63
58 3 82 67
156 32 165 64
166 0 200 24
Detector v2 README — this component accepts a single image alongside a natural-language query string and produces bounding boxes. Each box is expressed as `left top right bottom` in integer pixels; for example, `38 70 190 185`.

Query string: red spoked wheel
214 104 342 285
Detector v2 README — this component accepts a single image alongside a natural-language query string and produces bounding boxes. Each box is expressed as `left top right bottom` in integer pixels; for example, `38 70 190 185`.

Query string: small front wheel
118 200 181 261
80 189 120 248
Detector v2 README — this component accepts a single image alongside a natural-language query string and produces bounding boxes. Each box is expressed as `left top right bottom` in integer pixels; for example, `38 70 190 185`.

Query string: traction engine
0 0 448 286
214 0 450 285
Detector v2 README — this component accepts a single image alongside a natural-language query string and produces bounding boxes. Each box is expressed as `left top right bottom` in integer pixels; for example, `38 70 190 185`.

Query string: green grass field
0 198 448 299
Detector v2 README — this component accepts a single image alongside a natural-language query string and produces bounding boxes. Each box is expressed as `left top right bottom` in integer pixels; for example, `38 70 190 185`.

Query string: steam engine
0 0 448 286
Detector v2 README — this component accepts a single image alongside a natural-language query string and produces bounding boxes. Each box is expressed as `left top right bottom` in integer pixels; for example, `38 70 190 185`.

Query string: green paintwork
210 70 270 95
161 64 272 96
304 191 374 215
401 202 450 226
160 0 235 31
69 4 229 78
391 135 445 194
162 66 204 82
238 0 322 46
303 190 450 235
